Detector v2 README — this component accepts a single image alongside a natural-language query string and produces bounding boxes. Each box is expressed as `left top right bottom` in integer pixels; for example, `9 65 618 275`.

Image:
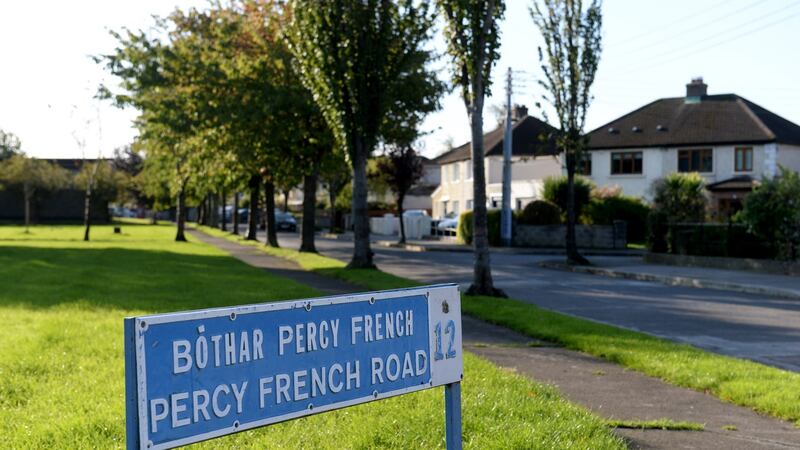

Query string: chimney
512 104 528 122
685 77 707 103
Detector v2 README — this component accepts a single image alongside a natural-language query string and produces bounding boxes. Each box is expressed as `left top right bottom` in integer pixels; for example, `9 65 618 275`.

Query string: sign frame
124 284 462 450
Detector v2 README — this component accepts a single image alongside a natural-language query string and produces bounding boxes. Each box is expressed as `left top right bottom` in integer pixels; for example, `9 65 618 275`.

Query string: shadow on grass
0 246 319 313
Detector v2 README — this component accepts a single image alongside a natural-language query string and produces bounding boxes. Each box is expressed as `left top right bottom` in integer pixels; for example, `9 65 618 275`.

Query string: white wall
777 144 800 174
431 155 561 218
588 144 772 200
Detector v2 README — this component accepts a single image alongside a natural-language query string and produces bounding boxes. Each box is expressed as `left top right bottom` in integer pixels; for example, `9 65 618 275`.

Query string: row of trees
98 1 443 264
98 0 603 296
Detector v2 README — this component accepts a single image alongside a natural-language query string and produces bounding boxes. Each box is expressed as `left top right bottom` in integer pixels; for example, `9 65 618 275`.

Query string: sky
1 0 799 160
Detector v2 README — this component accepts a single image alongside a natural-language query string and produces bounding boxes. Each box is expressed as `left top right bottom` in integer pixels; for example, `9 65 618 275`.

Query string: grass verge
196 225 800 427
605 419 705 431
0 224 623 449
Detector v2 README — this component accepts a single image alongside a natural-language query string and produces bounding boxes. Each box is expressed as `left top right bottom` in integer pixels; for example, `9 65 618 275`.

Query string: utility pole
500 67 513 247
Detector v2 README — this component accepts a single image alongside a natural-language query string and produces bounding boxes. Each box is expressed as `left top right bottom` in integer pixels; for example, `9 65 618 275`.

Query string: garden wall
514 222 627 249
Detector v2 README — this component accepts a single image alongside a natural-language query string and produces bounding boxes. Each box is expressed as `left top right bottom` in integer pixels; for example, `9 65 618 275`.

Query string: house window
466 199 474 210
451 163 460 182
735 147 753 172
465 160 472 180
577 154 592 175
611 152 643 175
678 148 712 172
452 201 460 215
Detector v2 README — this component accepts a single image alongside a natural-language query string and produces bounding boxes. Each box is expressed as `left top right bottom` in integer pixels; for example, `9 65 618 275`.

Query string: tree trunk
175 187 187 242
198 198 206 226
466 92 504 297
83 181 92 242
232 192 239 235
300 173 318 252
328 188 337 233
348 138 374 268
264 181 279 247
283 190 289 213
150 210 157 225
565 152 589 265
220 189 227 232
397 192 407 244
23 183 31 233
246 175 259 241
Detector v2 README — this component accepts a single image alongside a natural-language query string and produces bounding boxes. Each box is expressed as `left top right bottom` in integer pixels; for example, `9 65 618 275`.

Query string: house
401 156 440 212
584 78 800 218
430 106 561 219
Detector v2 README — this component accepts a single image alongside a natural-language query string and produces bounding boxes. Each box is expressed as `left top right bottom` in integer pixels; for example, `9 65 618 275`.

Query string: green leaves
286 0 441 159
436 0 505 109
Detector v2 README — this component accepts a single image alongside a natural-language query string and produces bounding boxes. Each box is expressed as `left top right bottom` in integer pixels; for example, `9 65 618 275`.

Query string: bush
738 167 800 260
457 209 501 246
650 172 706 223
543 176 594 219
517 200 562 225
586 195 650 243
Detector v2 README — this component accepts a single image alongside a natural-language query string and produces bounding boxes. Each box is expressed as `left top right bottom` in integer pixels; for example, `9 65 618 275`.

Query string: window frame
678 148 713 173
577 154 592 175
734 147 753 172
610 151 643 175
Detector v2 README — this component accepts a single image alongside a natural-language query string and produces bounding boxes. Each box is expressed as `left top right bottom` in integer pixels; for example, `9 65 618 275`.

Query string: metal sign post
124 284 462 450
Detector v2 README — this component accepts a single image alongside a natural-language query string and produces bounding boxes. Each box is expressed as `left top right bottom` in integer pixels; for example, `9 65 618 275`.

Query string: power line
613 0 767 57
613 1 800 73
617 8 800 75
607 0 733 47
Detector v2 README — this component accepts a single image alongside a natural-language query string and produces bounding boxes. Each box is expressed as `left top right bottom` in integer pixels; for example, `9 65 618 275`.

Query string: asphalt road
248 229 800 373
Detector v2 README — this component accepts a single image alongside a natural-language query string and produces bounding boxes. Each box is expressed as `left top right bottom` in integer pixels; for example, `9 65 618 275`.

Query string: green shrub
543 176 594 219
457 209 501 246
650 172 706 223
738 167 800 260
517 200 562 225
586 195 650 243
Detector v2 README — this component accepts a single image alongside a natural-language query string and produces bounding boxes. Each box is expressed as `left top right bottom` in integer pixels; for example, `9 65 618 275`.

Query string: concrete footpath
541 258 800 301
190 230 800 450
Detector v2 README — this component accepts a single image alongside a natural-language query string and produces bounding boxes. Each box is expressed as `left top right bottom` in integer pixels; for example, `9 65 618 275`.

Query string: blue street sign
124 284 463 450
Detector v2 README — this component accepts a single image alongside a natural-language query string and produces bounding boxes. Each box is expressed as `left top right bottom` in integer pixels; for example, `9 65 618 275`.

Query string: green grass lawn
0 224 623 449
197 225 800 427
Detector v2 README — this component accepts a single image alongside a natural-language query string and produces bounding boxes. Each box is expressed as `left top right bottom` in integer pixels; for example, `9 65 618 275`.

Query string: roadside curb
374 240 644 256
539 261 800 300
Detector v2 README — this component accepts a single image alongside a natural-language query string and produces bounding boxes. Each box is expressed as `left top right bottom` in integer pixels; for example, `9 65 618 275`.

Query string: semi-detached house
584 78 800 218
430 106 561 219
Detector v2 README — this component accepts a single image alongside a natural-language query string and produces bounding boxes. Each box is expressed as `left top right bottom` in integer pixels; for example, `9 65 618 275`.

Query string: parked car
275 211 297 232
403 209 428 218
436 215 459 232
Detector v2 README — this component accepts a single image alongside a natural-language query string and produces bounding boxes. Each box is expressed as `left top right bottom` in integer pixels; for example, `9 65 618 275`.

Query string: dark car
275 211 297 232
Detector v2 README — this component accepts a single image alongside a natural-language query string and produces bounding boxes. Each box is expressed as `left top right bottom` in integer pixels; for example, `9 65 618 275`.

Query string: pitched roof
587 94 800 150
434 115 558 164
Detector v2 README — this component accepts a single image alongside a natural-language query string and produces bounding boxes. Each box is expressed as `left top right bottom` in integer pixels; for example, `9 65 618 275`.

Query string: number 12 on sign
434 320 457 360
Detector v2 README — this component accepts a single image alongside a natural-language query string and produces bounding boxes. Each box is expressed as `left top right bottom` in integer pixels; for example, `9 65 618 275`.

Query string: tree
437 0 506 296
739 167 800 261
98 21 215 241
287 0 442 268
374 147 423 243
320 155 351 234
530 0 602 265
650 172 706 224
543 175 594 220
0 130 22 161
75 160 127 240
0 155 70 232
